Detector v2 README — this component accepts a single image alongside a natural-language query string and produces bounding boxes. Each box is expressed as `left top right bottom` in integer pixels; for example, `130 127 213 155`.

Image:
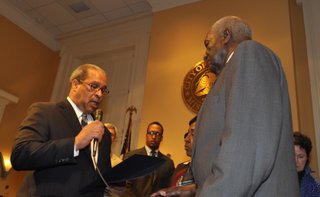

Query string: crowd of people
10 16 320 197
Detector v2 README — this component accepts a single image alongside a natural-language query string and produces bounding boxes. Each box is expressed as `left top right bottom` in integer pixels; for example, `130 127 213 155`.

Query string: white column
50 47 81 102
296 0 320 171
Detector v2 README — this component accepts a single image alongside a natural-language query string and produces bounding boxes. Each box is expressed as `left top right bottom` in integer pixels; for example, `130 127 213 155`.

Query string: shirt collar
226 51 234 63
67 97 93 122
67 97 83 119
145 145 158 156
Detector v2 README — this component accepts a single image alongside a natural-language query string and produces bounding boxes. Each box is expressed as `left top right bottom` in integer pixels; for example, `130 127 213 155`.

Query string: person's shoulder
302 177 320 196
124 147 145 158
27 101 62 113
237 40 265 51
307 172 320 186
176 160 190 168
237 40 275 55
301 168 320 194
159 152 174 164
234 40 280 67
30 100 65 108
158 151 171 158
132 147 145 153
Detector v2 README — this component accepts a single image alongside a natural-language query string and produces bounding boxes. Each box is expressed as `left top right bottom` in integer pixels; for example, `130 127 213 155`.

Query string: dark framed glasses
147 131 162 137
79 80 110 95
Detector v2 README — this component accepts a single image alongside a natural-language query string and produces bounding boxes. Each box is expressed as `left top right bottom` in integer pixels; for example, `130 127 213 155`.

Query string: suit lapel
58 100 93 164
58 100 82 136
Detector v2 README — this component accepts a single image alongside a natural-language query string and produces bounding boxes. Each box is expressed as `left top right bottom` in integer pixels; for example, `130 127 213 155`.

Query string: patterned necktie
81 114 88 127
151 149 156 157
81 114 98 169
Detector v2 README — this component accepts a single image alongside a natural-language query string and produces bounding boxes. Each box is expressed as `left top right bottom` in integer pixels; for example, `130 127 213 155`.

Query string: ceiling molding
0 0 61 51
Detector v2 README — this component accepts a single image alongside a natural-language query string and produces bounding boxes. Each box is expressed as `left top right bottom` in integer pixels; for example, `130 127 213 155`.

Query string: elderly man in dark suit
151 16 300 197
123 121 174 197
11 64 112 197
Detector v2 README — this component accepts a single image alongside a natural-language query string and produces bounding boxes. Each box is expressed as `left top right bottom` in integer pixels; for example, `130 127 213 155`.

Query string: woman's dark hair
293 132 312 163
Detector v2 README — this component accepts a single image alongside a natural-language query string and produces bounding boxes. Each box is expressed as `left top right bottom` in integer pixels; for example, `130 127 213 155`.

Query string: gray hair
212 16 252 43
69 64 106 83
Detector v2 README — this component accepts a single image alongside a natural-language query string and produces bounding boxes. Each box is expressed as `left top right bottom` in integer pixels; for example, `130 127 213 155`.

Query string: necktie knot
81 114 88 127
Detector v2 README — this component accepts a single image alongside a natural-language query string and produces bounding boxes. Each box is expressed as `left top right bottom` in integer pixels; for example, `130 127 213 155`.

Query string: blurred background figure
294 132 320 197
123 121 174 197
105 123 122 167
151 117 197 197
104 123 125 197
171 116 197 187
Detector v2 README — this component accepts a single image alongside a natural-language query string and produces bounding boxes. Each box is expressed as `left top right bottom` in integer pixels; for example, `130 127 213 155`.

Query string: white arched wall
50 14 152 155
296 0 320 171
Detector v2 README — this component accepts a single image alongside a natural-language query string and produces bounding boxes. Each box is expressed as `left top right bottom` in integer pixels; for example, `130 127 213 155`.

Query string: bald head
204 16 252 75
210 16 252 44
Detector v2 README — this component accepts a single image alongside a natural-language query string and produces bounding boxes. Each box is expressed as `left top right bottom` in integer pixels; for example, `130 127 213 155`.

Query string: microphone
93 109 103 157
91 109 109 189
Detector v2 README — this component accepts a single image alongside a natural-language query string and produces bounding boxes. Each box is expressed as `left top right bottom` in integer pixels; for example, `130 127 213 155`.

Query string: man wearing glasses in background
123 121 174 197
11 64 112 197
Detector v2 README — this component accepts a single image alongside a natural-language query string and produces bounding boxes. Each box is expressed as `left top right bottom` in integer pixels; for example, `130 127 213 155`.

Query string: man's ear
223 29 231 43
71 79 80 89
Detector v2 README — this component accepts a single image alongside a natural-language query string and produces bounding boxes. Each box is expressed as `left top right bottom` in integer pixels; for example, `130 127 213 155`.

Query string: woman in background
294 132 320 197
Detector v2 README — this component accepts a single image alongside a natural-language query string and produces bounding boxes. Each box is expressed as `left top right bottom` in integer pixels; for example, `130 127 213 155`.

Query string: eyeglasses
79 80 110 95
147 131 162 137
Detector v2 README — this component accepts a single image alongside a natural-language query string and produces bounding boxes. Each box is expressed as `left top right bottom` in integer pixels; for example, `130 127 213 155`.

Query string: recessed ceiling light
69 1 90 13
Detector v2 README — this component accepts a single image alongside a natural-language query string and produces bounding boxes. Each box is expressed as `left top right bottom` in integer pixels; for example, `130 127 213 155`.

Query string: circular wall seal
181 60 216 113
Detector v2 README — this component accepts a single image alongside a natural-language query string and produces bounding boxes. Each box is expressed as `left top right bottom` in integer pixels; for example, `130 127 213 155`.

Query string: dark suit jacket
192 40 300 196
123 147 174 197
11 100 112 197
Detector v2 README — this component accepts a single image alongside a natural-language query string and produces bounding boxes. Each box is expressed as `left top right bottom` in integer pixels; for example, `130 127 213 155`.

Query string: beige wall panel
0 16 60 196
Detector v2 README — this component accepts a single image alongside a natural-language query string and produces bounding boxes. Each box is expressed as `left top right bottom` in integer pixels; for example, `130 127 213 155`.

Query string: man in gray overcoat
191 16 300 196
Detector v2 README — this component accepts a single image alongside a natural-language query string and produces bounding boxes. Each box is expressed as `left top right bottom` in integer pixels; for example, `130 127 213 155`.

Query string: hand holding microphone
93 109 103 157
75 109 104 151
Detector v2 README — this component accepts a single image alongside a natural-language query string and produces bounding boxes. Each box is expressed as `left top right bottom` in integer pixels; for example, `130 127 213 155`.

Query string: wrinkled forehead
87 69 107 83
205 27 219 42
